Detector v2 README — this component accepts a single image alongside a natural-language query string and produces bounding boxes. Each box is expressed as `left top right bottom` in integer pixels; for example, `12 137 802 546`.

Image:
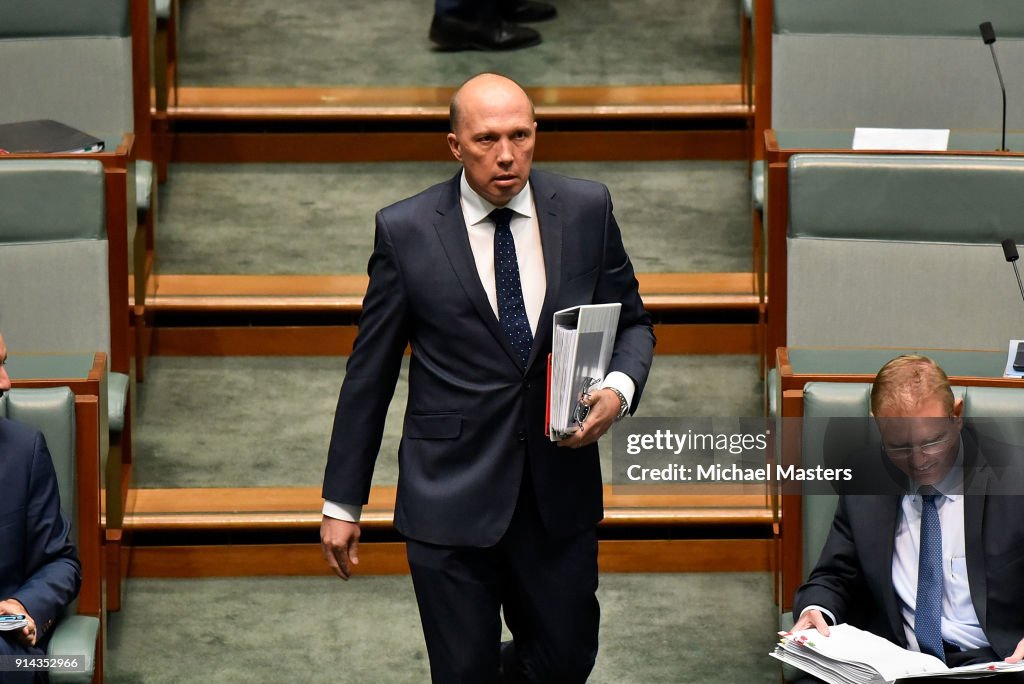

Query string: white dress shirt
324 171 636 523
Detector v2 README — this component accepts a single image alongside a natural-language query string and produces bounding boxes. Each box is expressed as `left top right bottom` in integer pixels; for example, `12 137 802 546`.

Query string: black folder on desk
0 119 104 155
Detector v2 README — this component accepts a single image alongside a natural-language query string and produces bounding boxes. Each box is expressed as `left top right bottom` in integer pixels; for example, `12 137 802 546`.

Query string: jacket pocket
565 265 598 284
405 413 462 439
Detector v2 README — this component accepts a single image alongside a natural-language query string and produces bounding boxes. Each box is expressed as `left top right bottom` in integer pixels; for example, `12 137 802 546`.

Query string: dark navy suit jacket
794 428 1024 657
0 417 81 651
324 169 655 546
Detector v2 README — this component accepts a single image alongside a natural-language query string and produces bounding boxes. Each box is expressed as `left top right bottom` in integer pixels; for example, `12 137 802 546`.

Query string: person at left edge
0 332 82 684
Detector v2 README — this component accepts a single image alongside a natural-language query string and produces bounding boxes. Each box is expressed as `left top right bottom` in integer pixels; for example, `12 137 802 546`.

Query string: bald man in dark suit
321 73 654 682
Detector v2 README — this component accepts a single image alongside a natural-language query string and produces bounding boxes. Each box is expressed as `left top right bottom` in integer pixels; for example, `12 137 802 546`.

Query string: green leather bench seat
0 159 127 434
786 154 1024 350
771 0 1024 132
0 388 100 683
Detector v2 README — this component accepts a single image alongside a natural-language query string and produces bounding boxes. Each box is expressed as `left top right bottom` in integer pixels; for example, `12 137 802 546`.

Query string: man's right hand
791 608 831 636
320 516 361 580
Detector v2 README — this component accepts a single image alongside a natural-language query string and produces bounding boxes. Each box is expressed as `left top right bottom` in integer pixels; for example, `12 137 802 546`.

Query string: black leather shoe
430 14 542 51
501 1 557 23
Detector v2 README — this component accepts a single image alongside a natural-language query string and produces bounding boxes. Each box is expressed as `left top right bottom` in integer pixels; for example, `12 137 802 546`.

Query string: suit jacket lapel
432 173 524 371
963 431 990 632
526 173 562 371
873 495 906 644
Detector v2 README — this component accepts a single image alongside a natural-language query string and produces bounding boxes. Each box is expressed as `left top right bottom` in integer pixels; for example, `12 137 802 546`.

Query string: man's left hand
0 599 37 648
1005 637 1024 663
558 388 621 449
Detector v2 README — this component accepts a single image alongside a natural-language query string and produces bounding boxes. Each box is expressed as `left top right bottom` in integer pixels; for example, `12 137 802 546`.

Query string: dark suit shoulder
530 169 609 202
0 416 43 452
378 172 459 221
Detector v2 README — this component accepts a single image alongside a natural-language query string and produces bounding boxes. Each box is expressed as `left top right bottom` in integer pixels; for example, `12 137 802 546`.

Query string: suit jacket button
517 431 527 442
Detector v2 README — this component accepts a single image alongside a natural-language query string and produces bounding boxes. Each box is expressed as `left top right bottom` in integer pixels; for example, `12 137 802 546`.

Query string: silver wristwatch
606 387 629 421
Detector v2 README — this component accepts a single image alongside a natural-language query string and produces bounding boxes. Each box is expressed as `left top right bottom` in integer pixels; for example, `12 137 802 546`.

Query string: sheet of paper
852 127 950 151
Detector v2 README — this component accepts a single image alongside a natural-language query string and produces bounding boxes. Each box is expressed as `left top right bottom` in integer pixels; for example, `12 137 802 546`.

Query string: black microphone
1002 238 1024 303
980 21 1008 152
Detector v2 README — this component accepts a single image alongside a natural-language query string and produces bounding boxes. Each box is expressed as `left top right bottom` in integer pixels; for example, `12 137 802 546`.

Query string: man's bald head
449 73 536 134
445 72 538 207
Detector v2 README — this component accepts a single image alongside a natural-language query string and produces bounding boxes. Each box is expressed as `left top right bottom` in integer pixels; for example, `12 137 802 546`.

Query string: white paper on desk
772 624 1024 682
852 127 950 151
1003 339 1024 377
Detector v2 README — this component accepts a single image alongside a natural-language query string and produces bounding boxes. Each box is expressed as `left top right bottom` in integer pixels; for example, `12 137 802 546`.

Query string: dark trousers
434 0 522 21
0 634 44 684
434 0 498 20
406 470 599 683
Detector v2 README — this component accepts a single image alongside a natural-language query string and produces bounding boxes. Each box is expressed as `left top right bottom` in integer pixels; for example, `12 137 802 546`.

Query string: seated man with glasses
791 354 1024 682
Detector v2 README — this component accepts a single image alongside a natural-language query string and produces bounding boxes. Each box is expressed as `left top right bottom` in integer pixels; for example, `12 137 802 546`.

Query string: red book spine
544 353 552 438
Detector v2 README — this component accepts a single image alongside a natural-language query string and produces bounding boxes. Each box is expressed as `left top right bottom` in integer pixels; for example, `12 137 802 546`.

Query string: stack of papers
0 615 28 631
771 624 1024 683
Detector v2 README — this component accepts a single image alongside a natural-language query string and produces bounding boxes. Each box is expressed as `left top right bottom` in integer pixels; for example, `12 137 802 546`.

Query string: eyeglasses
883 436 953 459
572 376 599 427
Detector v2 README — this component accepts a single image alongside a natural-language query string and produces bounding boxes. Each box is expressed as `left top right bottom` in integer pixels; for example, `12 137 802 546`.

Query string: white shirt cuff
800 605 837 626
322 500 362 523
600 371 636 415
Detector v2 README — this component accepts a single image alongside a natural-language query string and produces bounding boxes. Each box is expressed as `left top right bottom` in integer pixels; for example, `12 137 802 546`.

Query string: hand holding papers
0 614 28 631
547 303 621 441
771 624 1024 683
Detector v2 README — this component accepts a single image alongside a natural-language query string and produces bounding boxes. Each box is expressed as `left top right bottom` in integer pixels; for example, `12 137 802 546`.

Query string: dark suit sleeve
594 187 655 411
10 432 81 638
322 210 411 505
792 495 867 624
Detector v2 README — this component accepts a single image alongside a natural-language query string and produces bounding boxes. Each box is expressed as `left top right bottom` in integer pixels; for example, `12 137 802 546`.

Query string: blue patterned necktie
915 490 945 663
490 208 533 368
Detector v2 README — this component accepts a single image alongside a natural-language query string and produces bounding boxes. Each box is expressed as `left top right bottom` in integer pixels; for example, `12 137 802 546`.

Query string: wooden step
123 486 774 575
170 84 751 123
124 485 774 532
163 85 751 163
136 272 760 314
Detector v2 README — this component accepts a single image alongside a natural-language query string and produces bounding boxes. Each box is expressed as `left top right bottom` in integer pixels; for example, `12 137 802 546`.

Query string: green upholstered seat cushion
47 614 99 683
109 371 128 433
0 0 129 38
135 159 153 212
788 154 1024 243
0 160 105 243
785 155 1024 350
751 159 764 212
774 0 1024 37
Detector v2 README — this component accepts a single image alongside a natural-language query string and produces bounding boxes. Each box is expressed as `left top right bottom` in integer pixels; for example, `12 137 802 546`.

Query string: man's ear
447 133 462 162
951 397 964 420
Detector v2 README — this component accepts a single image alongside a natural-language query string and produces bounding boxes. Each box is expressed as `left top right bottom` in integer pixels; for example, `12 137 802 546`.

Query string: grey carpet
178 0 742 88
155 161 750 275
133 355 762 489
105 573 779 683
